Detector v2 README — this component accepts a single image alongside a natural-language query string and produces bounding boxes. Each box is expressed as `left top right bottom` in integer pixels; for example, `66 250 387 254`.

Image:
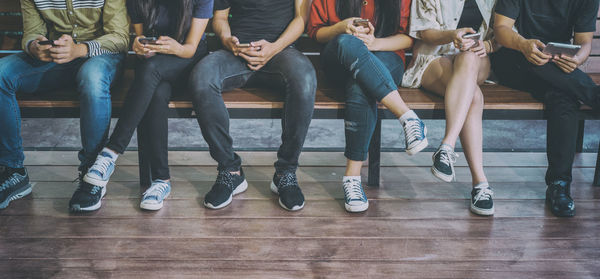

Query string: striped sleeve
82 40 119 57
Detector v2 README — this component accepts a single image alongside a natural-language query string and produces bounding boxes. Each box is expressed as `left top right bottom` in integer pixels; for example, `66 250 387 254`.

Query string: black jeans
491 48 600 184
321 34 404 161
107 42 208 180
189 47 317 172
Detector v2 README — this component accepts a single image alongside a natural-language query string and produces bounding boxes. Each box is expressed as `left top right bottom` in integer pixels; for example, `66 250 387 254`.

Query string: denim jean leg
189 50 252 172
76 53 125 171
0 53 81 168
256 48 316 173
344 80 377 161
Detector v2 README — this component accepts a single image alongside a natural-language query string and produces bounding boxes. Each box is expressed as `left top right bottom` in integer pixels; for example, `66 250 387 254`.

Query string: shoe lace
404 119 424 145
473 185 493 202
143 181 169 198
439 148 458 167
277 172 298 189
77 183 101 195
216 171 236 190
90 155 113 176
0 174 19 191
343 178 364 201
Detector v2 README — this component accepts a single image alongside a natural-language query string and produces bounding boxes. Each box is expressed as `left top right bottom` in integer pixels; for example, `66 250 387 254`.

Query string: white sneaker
343 177 369 213
140 179 171 211
403 118 428 155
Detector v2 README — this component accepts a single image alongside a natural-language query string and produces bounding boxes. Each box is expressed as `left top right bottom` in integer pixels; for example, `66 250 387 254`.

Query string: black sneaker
546 180 575 217
431 144 458 182
270 171 305 211
0 166 32 210
204 168 248 209
69 173 107 212
470 183 494 216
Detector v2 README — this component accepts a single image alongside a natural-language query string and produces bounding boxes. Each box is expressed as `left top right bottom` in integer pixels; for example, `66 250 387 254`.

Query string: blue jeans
322 34 405 161
0 52 124 170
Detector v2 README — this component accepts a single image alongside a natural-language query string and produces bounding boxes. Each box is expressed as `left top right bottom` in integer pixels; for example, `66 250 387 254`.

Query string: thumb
467 28 476 34
534 40 546 49
36 35 48 41
231 36 239 44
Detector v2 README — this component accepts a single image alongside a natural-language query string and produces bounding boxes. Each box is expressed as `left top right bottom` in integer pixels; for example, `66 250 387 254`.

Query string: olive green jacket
21 0 130 57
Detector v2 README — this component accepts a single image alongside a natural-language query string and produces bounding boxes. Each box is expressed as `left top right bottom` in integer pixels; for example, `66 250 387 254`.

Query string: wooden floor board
2 151 599 277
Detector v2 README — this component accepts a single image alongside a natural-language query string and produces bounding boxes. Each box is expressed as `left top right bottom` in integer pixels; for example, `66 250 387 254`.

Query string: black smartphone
138 37 158 45
38 40 55 46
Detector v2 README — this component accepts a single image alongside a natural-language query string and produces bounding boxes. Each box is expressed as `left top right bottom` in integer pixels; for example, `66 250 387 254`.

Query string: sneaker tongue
101 152 115 160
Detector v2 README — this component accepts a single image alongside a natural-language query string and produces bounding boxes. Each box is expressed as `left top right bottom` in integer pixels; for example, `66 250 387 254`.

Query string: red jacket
307 0 411 62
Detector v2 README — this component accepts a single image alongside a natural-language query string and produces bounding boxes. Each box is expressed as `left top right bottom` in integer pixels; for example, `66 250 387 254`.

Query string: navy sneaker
431 144 458 182
0 166 32 210
204 168 248 209
546 180 575 217
403 118 428 155
470 183 494 216
140 179 171 211
69 178 106 212
343 176 368 212
270 171 304 211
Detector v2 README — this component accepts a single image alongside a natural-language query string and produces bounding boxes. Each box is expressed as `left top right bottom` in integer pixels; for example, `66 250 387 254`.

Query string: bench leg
594 140 600 187
576 120 585 153
137 123 152 188
367 118 382 187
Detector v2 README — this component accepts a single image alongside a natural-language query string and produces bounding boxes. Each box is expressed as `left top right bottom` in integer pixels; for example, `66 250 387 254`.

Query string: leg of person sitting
138 81 173 211
326 34 427 155
189 50 253 210
0 53 82 209
69 53 124 212
254 47 316 211
544 90 579 217
421 51 481 182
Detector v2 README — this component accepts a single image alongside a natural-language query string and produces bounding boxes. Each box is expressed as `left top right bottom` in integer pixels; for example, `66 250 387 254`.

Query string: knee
455 51 481 71
77 61 115 100
544 90 579 111
330 34 364 55
0 57 20 94
189 62 222 102
472 89 484 108
292 62 317 103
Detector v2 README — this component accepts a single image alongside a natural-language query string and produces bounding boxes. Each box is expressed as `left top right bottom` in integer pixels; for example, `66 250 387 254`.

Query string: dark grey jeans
189 47 317 172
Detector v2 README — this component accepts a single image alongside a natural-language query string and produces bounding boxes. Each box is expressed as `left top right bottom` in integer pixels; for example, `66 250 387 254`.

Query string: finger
231 36 240 44
242 49 263 57
348 24 359 34
559 54 578 64
239 53 261 63
466 28 476 34
48 46 69 54
367 22 375 35
554 58 575 72
57 34 71 42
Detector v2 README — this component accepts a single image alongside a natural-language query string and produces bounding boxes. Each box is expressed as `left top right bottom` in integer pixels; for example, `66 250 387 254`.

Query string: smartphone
38 40 55 46
353 18 370 28
462 33 481 41
138 37 158 45
543 42 581 57
237 43 251 48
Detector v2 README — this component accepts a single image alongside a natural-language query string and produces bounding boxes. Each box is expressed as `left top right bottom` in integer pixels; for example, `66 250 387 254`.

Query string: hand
29 35 53 62
518 39 551 66
452 28 477 51
49 35 87 64
144 36 183 56
552 54 581 73
238 39 280 71
133 36 155 58
355 22 377 51
336 17 367 36
468 40 486 57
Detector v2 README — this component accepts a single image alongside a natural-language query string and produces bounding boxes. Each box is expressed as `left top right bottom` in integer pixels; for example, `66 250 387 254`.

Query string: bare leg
459 86 488 185
345 159 364 176
380 90 411 118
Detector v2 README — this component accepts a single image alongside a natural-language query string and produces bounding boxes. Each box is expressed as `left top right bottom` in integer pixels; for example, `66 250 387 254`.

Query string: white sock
101 147 118 161
399 110 418 126
343 176 361 183
439 143 454 151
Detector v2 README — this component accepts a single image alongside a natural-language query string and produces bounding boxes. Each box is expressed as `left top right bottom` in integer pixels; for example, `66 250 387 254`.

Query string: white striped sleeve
82 40 118 57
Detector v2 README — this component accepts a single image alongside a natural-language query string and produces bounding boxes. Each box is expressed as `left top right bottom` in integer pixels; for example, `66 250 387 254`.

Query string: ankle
439 143 454 150
101 147 119 161
399 110 418 126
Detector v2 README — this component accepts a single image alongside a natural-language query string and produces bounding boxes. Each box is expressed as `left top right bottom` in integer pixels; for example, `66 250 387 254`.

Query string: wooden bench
2 0 600 187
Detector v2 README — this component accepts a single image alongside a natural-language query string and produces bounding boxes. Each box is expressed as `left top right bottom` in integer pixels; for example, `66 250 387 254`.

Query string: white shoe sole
431 166 454 183
71 186 107 212
204 179 248 210
470 204 494 216
140 192 171 211
0 183 33 209
270 181 305 211
406 138 428 156
345 201 369 213
83 174 109 187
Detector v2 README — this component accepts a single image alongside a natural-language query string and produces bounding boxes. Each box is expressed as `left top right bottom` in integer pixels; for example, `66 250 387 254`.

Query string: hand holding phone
462 33 481 49
37 40 56 46
138 37 158 45
353 19 370 28
543 42 581 58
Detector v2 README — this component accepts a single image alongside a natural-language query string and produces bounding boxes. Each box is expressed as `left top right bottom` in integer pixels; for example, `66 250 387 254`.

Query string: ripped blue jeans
322 34 405 161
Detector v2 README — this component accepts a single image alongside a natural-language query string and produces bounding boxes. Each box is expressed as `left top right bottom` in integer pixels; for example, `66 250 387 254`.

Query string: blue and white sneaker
140 179 171 211
342 176 368 212
0 167 32 210
84 148 118 187
403 118 428 155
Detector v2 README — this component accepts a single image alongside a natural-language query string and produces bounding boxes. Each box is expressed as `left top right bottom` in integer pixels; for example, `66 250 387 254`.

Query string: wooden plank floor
1 151 600 278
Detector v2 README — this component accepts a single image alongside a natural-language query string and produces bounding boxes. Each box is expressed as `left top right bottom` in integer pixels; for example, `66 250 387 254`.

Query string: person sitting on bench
76 0 214 212
0 0 129 210
402 0 499 216
188 0 317 211
307 0 427 213
491 0 600 217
